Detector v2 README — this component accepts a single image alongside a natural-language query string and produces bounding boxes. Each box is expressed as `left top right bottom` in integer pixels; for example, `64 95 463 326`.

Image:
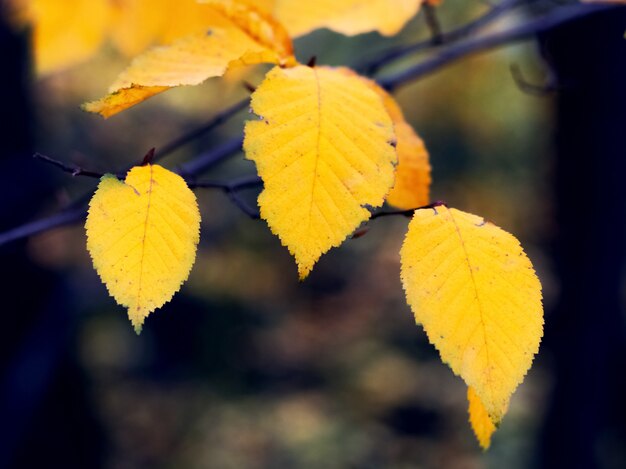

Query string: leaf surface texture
244 65 397 278
86 164 200 332
400 206 543 421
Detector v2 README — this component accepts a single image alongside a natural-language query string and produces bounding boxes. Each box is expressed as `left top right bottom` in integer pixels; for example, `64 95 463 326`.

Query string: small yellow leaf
400 206 543 421
86 164 201 333
84 3 295 118
28 0 111 74
355 77 431 209
272 0 424 37
468 386 497 450
244 65 397 278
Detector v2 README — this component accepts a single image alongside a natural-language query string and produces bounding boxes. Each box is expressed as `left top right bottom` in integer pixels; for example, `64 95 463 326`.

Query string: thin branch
153 98 249 162
189 175 261 191
176 137 243 178
359 0 524 74
510 63 558 95
423 3 444 45
191 175 262 219
379 3 617 91
370 201 447 220
0 207 87 247
33 153 107 179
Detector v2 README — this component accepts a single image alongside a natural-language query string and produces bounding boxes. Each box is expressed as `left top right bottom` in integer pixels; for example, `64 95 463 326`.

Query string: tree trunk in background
540 9 626 469
0 12 103 469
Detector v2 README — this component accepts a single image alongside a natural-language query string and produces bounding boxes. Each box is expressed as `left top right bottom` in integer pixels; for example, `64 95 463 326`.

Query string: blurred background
1 1 626 468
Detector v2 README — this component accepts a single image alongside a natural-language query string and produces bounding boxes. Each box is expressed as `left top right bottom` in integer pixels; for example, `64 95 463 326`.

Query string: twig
153 99 249 162
191 175 262 219
33 153 107 179
176 137 243 178
423 3 444 45
510 63 558 95
379 3 617 91
0 207 87 247
370 201 447 220
359 0 524 74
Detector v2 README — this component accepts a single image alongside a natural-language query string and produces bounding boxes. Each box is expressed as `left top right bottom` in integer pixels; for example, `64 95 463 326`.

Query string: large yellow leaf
468 386 497 450
357 78 431 209
86 164 201 333
272 0 424 37
244 65 397 278
28 0 111 74
83 3 295 118
400 206 543 421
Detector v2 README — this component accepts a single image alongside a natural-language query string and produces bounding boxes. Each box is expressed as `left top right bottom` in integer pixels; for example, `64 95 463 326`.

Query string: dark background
1 3 626 468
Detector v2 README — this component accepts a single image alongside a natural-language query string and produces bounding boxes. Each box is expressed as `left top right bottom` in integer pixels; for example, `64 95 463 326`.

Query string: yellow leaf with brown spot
400 206 543 422
83 3 295 118
468 386 498 450
85 165 200 333
244 65 397 278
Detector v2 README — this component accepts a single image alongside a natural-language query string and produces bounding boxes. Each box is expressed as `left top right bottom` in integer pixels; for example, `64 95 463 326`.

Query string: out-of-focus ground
1 2 574 468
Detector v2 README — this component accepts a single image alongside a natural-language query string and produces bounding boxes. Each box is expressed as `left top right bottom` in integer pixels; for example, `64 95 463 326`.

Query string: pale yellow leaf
28 0 111 74
353 76 431 209
400 206 543 421
244 65 397 278
86 164 201 333
272 0 424 37
468 386 497 450
84 3 295 118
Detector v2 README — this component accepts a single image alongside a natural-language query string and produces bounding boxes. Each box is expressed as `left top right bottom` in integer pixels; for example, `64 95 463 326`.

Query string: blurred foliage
9 1 555 467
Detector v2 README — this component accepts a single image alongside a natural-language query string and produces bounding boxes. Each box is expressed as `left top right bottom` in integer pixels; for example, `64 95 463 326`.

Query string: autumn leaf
400 206 543 422
109 0 170 57
272 0 424 37
244 65 397 278
356 76 431 209
27 0 111 74
83 2 295 118
468 386 498 450
85 164 200 333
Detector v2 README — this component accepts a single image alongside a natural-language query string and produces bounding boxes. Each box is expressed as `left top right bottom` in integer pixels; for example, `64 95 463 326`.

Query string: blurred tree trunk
540 8 626 469
0 11 103 469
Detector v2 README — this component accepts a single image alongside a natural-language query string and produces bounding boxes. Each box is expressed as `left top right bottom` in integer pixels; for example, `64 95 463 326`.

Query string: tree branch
33 153 108 179
359 0 524 74
1 2 621 246
153 98 249 162
379 3 617 91
0 207 87 247
176 137 243 178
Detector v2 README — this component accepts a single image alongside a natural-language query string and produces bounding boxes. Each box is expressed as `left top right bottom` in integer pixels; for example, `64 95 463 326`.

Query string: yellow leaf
355 77 431 209
272 0 424 37
85 165 201 333
468 386 497 450
109 0 170 57
84 3 295 118
400 206 543 421
28 0 111 74
244 65 397 278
